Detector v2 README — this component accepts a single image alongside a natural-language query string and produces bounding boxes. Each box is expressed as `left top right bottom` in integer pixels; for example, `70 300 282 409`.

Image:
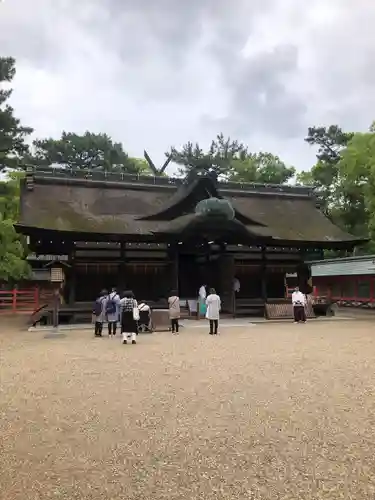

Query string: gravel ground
1 320 375 499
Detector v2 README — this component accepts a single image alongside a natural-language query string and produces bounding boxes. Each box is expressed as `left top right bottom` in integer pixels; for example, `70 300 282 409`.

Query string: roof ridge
27 166 313 196
310 254 374 264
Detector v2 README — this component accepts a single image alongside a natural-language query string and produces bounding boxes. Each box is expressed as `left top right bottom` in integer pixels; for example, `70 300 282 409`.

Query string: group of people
169 286 221 335
94 283 308 341
93 288 148 345
93 285 222 341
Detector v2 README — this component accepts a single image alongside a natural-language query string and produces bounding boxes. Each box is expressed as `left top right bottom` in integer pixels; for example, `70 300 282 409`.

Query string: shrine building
15 166 363 317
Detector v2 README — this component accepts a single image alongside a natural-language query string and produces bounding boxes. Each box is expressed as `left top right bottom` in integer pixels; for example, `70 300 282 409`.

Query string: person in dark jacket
93 289 108 337
105 287 121 337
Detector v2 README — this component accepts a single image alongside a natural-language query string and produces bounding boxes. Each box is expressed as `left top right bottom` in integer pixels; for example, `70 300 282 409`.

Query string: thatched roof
16 168 363 247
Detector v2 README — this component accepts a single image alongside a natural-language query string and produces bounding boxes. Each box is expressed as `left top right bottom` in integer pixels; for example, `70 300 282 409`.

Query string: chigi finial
144 151 171 176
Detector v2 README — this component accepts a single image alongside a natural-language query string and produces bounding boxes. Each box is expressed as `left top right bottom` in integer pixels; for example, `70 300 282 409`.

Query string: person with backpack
93 289 108 337
168 290 180 334
105 287 121 337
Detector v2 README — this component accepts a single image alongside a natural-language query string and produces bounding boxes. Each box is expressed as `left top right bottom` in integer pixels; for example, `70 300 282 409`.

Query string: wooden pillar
52 286 60 328
297 249 312 294
261 246 267 302
119 241 126 291
218 252 235 315
68 247 76 305
168 244 179 293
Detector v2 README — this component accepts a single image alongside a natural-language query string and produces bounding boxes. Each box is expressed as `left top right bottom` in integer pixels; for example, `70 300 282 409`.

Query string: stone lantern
44 260 71 331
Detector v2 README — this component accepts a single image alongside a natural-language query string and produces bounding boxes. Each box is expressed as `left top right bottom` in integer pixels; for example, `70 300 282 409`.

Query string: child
168 290 180 334
105 287 121 337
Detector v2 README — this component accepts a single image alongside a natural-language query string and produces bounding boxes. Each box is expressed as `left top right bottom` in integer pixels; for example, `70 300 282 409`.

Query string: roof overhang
14 224 156 243
14 223 366 250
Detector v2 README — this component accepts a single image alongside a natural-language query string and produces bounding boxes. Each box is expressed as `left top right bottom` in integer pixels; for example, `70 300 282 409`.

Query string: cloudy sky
1 0 374 173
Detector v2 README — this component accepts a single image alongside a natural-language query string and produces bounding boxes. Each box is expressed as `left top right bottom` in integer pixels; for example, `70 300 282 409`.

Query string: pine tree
0 58 31 280
0 57 33 171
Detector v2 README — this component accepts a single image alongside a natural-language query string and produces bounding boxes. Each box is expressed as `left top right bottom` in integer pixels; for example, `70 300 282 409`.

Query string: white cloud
1 0 375 172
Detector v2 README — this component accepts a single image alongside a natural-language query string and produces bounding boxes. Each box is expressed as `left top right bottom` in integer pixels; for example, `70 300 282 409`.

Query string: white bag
133 307 140 321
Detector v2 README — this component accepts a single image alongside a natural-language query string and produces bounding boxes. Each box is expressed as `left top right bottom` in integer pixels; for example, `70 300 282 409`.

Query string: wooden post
69 273 76 305
69 248 76 305
52 287 60 328
175 248 179 294
12 288 17 313
218 253 234 316
168 244 179 294
119 241 126 290
261 246 267 302
44 263 67 338
34 287 40 310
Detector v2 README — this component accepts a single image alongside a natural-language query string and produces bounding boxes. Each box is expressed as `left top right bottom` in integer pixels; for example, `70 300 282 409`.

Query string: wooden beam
159 155 171 174
144 150 170 175
144 150 159 175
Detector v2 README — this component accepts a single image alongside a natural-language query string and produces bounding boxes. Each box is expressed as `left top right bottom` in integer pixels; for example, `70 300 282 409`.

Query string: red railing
0 288 39 314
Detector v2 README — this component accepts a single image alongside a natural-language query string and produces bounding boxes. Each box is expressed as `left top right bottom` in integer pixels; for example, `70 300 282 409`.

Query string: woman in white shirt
206 288 221 335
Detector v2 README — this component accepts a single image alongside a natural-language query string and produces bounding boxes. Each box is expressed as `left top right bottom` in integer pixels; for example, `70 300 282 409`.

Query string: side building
15 166 363 316
311 255 375 308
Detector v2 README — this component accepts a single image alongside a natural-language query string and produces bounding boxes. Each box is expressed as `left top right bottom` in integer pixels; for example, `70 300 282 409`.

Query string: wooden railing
0 288 39 314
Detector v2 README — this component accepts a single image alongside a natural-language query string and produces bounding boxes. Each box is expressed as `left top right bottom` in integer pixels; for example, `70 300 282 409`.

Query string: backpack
105 294 117 315
93 298 103 316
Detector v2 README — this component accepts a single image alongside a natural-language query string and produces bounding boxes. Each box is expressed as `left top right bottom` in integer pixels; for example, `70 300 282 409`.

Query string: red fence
0 288 39 314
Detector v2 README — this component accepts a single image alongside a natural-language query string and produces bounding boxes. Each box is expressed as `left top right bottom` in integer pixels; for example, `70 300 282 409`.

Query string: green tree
296 125 366 237
0 171 22 220
30 131 148 174
305 125 354 164
231 152 295 184
337 126 375 246
297 126 354 209
0 57 33 171
0 172 31 281
296 160 340 212
168 133 248 177
128 156 150 174
0 220 31 281
168 133 294 183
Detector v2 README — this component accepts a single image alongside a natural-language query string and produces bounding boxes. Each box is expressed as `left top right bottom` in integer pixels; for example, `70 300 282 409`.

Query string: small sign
27 254 69 261
50 267 64 282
